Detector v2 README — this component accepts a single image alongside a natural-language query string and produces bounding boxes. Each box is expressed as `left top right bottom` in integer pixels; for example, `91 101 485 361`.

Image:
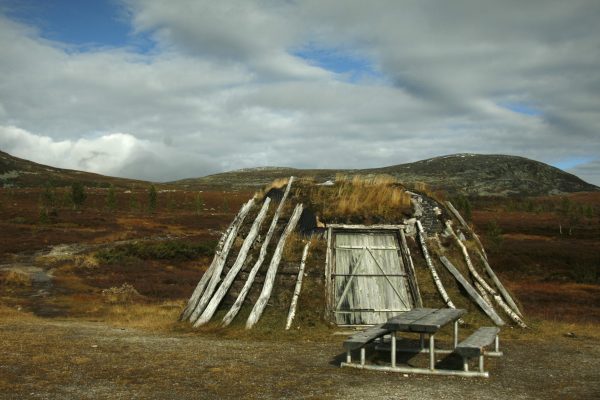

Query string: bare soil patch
0 316 598 400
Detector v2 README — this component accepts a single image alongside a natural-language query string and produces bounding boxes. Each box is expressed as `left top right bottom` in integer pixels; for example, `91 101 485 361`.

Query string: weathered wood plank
194 198 271 326
400 228 422 308
246 203 304 328
383 308 466 333
445 221 527 328
333 232 412 325
455 327 500 358
477 251 523 317
181 198 254 322
221 177 295 326
285 241 311 330
408 308 466 333
328 224 405 230
416 220 457 310
324 227 333 321
439 256 505 326
343 324 390 350
383 308 437 331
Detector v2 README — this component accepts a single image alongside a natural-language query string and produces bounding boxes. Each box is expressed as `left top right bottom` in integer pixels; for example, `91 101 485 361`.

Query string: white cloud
0 1 599 185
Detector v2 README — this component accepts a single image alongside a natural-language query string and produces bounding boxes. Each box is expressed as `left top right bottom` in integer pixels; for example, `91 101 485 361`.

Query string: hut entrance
329 227 416 325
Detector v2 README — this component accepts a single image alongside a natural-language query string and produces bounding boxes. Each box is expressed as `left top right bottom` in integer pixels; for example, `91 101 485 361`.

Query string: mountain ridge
1 150 597 196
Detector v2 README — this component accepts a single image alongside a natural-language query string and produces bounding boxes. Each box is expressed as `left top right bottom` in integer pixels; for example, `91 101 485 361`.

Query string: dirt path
1 319 598 399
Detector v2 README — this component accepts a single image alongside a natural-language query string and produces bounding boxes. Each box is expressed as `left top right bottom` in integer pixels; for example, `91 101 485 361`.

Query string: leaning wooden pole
194 198 271 326
446 200 487 259
416 220 457 310
323 227 333 321
477 250 523 317
446 221 528 328
187 199 255 324
400 228 423 308
246 203 303 329
180 198 255 322
440 256 505 326
285 241 311 330
221 177 295 326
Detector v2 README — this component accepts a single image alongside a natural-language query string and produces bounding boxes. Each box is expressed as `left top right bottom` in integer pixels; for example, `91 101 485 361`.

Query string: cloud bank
0 0 598 184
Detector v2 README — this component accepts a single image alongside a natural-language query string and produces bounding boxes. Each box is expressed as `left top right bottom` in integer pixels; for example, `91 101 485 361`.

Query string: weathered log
474 280 493 308
440 256 505 326
446 200 487 259
285 241 311 330
246 203 304 329
180 198 255 322
445 201 469 230
194 198 271 326
415 220 457 310
477 251 523 317
324 227 333 320
445 221 528 328
187 199 255 323
399 228 423 308
221 177 295 326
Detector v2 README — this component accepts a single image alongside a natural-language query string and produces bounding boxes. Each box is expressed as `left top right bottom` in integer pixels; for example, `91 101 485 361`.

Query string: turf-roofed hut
180 175 527 331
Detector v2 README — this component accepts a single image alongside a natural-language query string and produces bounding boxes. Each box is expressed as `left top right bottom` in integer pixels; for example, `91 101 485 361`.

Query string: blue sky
0 0 598 184
3 0 155 51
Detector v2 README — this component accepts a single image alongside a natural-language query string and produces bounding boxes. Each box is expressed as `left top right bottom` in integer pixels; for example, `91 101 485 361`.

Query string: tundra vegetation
0 174 599 398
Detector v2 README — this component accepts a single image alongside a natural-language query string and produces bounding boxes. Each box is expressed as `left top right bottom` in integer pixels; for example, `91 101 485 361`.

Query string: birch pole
180 198 255 322
400 228 423 308
446 200 487 259
187 199 255 323
246 203 303 329
477 250 523 317
285 241 311 330
445 221 528 328
416 220 457 310
194 198 271 326
221 177 295 326
439 256 505 326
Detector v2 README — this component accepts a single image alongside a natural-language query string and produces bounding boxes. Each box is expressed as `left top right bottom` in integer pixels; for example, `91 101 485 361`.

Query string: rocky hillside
1 150 596 196
369 154 598 196
0 150 146 188
174 154 598 197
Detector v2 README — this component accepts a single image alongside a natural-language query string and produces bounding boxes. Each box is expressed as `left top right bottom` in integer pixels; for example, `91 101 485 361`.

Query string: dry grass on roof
295 174 412 223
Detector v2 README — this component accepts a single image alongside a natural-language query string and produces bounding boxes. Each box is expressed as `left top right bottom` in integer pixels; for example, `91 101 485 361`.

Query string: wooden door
333 231 413 325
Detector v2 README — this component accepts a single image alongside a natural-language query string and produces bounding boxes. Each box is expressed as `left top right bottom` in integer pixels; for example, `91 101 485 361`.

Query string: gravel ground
1 319 599 399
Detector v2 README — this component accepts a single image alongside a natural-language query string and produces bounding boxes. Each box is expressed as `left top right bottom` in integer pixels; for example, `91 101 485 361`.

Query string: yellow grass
309 174 411 221
0 270 32 286
256 177 291 200
101 300 184 331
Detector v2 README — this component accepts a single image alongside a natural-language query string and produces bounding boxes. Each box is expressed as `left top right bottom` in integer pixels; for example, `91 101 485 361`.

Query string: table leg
453 320 459 348
429 334 435 370
420 334 424 351
391 331 397 368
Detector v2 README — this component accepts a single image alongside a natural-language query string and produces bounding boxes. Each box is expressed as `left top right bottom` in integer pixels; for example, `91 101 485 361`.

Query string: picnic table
383 307 465 370
341 307 502 377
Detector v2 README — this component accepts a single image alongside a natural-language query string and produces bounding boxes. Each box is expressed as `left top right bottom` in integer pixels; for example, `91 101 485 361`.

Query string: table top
382 308 466 333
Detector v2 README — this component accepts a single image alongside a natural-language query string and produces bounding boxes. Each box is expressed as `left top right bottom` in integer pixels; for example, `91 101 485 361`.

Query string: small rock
564 332 576 338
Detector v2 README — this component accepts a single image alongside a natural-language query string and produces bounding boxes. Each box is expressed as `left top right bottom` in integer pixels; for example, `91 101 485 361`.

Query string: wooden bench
454 327 502 374
342 324 390 366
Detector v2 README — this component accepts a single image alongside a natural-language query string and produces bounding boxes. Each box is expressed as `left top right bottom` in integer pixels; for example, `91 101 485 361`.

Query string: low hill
173 154 598 197
369 154 598 196
1 150 596 196
0 150 147 188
